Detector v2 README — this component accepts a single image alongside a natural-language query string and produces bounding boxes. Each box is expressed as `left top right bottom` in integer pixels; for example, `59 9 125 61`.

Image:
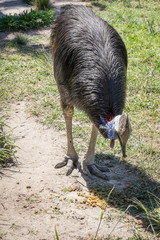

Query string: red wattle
105 114 114 123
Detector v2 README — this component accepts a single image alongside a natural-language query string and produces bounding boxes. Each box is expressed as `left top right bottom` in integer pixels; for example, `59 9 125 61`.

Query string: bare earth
0 1 149 239
1 102 142 240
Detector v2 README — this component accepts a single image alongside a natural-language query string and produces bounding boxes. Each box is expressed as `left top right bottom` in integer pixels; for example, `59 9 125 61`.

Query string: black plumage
51 6 127 129
50 6 131 178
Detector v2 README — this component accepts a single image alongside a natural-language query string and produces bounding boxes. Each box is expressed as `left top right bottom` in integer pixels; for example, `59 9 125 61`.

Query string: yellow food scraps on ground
77 191 107 210
66 187 79 192
62 185 114 210
88 192 107 209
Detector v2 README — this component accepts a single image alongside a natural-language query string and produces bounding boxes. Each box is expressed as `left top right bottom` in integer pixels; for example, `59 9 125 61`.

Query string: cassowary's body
51 6 131 179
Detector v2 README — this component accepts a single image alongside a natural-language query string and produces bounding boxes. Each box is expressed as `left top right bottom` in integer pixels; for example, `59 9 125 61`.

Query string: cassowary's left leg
83 124 109 180
55 104 78 175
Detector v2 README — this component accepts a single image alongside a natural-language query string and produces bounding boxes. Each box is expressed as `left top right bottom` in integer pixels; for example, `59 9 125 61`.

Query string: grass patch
0 9 55 32
9 34 30 47
32 0 52 10
133 195 160 236
91 1 107 10
0 116 16 166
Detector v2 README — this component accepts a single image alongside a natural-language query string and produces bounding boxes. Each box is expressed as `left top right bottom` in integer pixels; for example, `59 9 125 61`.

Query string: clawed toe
66 158 75 176
83 163 109 180
55 156 78 176
55 158 68 168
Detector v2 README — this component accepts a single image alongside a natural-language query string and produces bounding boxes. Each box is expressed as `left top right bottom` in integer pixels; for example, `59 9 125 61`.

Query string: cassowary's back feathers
51 6 127 125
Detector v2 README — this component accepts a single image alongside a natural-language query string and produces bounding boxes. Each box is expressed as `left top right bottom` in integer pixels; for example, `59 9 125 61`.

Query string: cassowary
50 6 132 179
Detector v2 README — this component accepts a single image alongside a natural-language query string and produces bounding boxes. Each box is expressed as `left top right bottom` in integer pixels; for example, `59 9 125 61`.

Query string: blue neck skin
100 117 117 140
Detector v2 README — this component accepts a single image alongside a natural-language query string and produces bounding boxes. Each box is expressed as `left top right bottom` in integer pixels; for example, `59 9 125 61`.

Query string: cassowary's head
99 114 132 158
114 114 132 158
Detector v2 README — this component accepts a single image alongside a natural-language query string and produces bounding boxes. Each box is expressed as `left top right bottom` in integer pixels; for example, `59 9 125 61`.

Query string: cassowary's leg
83 124 109 180
55 104 78 175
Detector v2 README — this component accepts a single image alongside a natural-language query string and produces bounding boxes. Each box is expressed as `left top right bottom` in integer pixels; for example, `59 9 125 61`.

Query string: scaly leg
55 105 78 175
83 124 109 180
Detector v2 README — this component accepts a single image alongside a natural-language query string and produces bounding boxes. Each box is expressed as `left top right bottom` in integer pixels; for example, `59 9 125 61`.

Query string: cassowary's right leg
55 104 78 176
83 124 109 180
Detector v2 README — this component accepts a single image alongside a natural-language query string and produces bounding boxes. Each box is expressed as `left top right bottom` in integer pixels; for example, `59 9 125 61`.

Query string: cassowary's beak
110 139 115 148
121 143 127 158
117 135 127 159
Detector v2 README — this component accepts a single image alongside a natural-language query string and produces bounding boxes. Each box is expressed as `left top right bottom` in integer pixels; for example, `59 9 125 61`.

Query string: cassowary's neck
98 114 121 148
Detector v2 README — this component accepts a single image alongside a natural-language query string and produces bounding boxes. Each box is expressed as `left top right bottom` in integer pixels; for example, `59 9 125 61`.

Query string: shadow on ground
80 153 160 235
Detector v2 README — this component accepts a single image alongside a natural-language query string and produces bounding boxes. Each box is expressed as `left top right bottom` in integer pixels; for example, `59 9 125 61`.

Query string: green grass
55 225 60 240
133 195 160 234
0 9 55 31
0 0 160 237
32 0 52 10
0 116 17 165
9 34 31 47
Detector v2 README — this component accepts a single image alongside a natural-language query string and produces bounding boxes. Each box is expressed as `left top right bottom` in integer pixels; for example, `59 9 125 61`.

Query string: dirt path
0 102 139 240
0 0 32 17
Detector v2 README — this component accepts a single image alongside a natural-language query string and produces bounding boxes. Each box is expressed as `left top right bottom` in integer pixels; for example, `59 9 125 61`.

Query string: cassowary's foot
83 161 109 180
55 155 79 176
82 124 109 180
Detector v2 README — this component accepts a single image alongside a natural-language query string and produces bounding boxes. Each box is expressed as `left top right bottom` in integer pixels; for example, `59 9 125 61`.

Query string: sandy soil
0 102 142 240
0 0 32 17
0 1 149 239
